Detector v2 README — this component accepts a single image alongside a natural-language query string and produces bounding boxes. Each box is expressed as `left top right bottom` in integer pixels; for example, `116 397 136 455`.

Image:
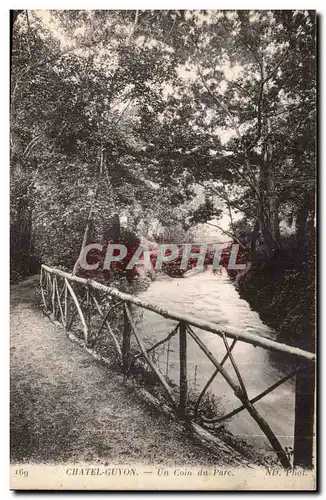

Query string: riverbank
235 243 315 352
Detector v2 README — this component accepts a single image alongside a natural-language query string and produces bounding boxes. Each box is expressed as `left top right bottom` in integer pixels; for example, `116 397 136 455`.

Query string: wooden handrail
41 264 315 362
40 264 316 469
186 324 292 469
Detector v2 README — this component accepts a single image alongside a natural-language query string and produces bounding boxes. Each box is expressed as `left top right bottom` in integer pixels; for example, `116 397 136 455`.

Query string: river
136 268 296 459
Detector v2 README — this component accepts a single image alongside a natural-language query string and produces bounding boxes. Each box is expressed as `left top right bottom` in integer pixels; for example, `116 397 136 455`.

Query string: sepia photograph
9 8 316 490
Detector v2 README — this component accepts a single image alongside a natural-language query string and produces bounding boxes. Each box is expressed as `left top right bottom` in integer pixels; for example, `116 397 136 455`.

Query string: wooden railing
40 264 316 470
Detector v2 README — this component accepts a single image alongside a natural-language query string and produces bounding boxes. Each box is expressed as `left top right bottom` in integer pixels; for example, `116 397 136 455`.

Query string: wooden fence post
51 276 56 319
179 321 188 419
64 280 68 331
86 287 91 344
47 273 52 309
293 363 315 468
122 304 132 374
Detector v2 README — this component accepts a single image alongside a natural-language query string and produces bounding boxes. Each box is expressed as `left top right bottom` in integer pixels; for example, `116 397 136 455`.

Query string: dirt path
10 276 235 466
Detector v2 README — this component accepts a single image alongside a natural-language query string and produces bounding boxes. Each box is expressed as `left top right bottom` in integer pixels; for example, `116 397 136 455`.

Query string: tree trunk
72 184 99 276
296 193 310 245
72 212 93 276
250 220 260 258
103 213 121 243
268 160 280 245
256 116 280 255
257 201 275 257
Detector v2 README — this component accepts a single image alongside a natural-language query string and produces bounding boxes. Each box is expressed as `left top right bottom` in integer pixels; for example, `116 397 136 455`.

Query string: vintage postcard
10 9 316 490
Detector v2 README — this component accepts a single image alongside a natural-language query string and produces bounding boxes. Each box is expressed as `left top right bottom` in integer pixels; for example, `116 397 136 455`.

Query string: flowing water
136 268 296 458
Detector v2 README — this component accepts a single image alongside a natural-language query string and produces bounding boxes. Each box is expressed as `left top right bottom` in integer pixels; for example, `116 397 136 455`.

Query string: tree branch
263 47 292 85
127 10 139 44
197 68 242 141
198 181 258 221
206 222 246 249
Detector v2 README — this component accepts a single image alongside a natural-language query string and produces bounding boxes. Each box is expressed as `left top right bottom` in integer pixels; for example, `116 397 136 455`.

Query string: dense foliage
11 10 315 348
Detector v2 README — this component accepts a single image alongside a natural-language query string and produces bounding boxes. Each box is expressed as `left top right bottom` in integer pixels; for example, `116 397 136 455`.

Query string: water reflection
137 268 296 456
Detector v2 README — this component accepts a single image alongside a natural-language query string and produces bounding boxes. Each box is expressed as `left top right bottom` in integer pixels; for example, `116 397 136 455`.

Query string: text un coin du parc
65 467 235 477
